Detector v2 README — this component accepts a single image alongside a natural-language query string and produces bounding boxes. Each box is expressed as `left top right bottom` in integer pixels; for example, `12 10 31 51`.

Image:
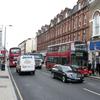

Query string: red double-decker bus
9 47 21 67
45 41 91 75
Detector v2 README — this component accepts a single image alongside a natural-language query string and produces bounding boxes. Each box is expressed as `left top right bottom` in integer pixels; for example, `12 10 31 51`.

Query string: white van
16 54 35 75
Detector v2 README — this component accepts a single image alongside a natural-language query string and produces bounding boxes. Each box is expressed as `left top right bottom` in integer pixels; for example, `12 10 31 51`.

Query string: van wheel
18 69 21 75
31 71 35 75
16 69 18 73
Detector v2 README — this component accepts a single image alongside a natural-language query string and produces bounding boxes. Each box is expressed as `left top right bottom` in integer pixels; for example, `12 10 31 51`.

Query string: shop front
89 41 100 74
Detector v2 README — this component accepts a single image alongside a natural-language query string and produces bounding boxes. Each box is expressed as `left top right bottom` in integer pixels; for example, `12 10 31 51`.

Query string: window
84 14 87 25
82 30 86 42
61 45 66 52
77 33 80 41
89 0 95 3
93 11 100 37
78 3 81 10
78 16 81 27
73 34 76 41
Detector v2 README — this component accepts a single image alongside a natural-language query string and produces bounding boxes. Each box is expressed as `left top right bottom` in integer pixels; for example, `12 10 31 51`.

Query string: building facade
89 0 100 67
36 0 90 54
18 38 37 54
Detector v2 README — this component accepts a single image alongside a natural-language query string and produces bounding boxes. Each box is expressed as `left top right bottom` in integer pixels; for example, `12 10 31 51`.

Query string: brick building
36 0 90 55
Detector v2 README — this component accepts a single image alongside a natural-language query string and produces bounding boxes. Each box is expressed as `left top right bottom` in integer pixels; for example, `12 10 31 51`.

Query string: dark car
51 64 84 83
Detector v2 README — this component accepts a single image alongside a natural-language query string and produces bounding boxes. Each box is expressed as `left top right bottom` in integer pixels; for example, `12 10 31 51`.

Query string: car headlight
67 73 73 78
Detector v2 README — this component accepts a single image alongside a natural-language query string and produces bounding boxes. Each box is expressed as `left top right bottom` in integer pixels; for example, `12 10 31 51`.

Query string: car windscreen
62 66 72 72
32 54 43 59
11 49 20 54
72 65 80 68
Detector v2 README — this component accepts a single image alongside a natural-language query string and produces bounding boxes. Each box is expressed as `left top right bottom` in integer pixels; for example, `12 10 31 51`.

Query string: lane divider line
83 88 100 96
8 67 23 100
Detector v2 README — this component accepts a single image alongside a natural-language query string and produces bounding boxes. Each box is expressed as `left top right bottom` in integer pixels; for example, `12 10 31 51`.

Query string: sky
0 0 77 50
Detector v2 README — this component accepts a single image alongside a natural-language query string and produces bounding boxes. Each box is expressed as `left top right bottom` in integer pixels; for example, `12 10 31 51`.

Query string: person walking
88 61 92 70
1 60 5 71
98 63 100 76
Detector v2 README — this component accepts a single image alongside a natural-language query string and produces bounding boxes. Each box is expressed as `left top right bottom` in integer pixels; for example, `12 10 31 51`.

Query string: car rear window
22 56 32 59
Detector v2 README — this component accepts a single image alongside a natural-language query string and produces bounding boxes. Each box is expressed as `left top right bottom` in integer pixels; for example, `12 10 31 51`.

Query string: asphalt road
10 68 100 100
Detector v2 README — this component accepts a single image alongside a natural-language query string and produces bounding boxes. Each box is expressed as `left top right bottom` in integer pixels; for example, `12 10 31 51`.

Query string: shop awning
89 41 100 50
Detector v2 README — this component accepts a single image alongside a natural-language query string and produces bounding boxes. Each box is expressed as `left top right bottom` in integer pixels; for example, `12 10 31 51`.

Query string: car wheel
62 76 66 83
80 80 84 83
51 73 55 78
31 71 35 75
39 66 42 69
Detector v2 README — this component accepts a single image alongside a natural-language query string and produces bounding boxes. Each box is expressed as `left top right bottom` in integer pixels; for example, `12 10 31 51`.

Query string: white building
18 37 37 54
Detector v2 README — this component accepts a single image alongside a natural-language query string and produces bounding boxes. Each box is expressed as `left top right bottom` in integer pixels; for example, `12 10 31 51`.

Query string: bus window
53 57 59 64
61 45 66 52
61 57 69 65
47 57 53 62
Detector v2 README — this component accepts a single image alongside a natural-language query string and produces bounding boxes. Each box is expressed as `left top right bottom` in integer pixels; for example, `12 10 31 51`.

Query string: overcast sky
0 0 77 50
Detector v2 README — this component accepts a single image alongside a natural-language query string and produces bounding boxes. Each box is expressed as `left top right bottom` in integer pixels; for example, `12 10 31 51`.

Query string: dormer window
50 20 54 27
57 17 60 23
78 3 81 10
88 0 95 3
65 13 67 18
50 23 54 27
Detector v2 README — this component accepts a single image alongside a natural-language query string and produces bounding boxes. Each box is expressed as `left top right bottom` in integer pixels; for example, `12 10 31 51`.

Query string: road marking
83 88 100 96
8 68 24 100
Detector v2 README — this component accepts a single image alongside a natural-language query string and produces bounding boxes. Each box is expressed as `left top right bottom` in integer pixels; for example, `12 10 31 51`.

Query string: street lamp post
3 25 12 68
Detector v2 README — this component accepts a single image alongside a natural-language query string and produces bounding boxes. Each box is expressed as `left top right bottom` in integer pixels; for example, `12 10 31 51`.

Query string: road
10 68 100 100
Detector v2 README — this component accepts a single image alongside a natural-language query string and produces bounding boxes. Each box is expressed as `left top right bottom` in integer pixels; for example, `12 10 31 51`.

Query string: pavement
90 73 100 79
0 64 17 100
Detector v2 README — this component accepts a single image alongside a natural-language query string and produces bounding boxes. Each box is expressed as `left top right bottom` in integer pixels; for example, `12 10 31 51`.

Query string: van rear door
20 55 35 72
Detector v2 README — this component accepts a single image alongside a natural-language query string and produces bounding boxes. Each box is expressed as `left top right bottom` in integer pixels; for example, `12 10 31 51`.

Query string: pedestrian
96 63 99 74
1 61 5 71
98 63 100 76
91 60 95 75
88 60 91 70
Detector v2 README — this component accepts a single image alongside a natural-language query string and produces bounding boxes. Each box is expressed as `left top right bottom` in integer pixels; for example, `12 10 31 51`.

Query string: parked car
70 65 92 76
51 64 84 83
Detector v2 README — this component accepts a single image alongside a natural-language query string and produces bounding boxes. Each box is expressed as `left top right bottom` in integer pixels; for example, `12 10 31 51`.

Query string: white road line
8 68 23 100
83 88 100 96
